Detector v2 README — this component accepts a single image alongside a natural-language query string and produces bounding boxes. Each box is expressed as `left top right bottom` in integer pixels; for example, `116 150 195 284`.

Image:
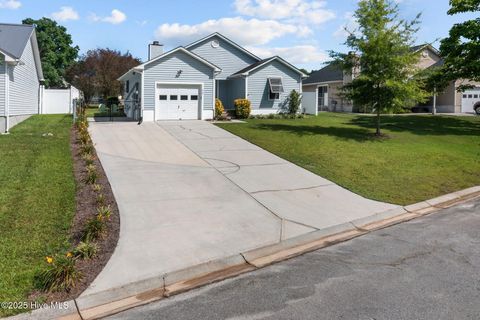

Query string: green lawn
0 115 75 316
217 113 480 205
85 106 125 118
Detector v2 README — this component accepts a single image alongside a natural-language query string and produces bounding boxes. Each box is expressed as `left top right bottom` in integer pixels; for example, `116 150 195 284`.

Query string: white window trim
316 84 328 110
267 76 283 101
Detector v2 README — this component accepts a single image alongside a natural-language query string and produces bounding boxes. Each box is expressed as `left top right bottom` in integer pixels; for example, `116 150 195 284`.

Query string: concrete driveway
84 120 397 297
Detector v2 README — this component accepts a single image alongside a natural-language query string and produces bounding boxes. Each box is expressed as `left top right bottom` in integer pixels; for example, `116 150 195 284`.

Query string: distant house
118 33 307 121
302 44 480 114
0 23 44 133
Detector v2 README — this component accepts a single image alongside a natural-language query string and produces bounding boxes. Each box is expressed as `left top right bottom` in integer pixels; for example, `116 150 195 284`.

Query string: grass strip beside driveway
217 113 480 205
0 115 75 316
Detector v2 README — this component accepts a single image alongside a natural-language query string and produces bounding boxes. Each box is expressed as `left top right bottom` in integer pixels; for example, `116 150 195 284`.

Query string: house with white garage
119 33 307 121
0 23 44 133
303 44 480 114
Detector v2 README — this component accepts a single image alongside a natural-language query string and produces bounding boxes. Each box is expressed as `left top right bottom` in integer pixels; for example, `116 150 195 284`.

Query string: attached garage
155 83 202 120
461 89 480 113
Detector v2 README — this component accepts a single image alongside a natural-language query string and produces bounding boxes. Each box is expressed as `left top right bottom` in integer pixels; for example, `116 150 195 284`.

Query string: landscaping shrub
82 214 107 241
82 153 95 166
92 184 102 193
81 142 94 155
106 96 120 107
288 90 301 114
74 241 98 260
85 164 97 184
35 253 81 292
234 99 251 119
97 205 112 220
215 98 225 119
96 193 105 205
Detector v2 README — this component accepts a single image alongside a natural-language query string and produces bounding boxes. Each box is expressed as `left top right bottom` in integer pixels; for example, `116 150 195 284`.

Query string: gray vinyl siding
0 56 5 116
143 51 214 111
8 38 39 116
189 35 258 80
247 60 301 110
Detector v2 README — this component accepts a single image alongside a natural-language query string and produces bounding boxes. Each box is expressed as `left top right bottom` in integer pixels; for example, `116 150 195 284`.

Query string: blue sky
0 0 476 71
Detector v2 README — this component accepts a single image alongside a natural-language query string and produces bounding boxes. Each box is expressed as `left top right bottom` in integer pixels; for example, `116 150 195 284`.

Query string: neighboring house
0 23 44 133
119 33 307 121
303 44 480 114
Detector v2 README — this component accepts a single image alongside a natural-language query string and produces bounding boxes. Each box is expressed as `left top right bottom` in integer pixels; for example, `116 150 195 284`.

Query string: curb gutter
7 186 480 320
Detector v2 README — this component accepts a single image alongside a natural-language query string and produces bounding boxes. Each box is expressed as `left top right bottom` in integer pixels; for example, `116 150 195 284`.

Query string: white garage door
156 85 200 120
461 89 480 113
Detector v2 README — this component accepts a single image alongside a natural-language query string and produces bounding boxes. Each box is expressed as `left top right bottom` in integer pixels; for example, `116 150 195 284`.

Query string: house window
463 94 467 98
268 77 283 100
190 95 198 100
474 94 479 99
159 95 167 100
180 95 188 100
126 80 130 93
170 95 178 100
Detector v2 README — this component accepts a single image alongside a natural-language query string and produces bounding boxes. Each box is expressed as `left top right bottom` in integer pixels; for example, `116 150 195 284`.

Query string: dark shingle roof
303 63 343 85
0 23 34 59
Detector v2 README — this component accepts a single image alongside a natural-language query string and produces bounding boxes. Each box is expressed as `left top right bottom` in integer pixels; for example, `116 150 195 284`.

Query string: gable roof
132 46 222 72
185 32 261 62
410 43 440 56
0 23 34 59
302 63 343 85
230 56 307 78
0 23 43 81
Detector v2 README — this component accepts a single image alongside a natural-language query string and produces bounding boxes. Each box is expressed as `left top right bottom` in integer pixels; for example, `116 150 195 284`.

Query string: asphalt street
107 198 480 320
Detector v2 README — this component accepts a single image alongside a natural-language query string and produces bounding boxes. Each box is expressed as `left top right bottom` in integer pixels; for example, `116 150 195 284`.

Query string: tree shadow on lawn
251 123 379 142
348 115 480 137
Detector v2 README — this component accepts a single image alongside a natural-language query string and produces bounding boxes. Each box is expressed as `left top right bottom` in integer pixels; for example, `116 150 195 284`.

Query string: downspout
138 70 144 124
4 63 10 133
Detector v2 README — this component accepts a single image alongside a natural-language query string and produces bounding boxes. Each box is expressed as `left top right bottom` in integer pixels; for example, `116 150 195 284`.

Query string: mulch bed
29 125 120 303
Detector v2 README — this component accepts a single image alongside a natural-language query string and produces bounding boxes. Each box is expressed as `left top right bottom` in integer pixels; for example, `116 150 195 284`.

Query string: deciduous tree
23 18 79 88
331 0 428 136
439 0 480 89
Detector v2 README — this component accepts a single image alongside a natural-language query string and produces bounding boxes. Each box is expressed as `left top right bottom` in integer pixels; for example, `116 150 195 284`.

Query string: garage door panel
461 89 480 113
156 85 200 120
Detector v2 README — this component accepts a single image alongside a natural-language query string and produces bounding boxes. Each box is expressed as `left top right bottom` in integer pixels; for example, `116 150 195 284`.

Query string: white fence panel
41 86 81 114
302 91 317 115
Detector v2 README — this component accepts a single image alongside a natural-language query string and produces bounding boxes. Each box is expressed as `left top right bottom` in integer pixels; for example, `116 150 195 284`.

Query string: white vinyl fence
40 85 81 114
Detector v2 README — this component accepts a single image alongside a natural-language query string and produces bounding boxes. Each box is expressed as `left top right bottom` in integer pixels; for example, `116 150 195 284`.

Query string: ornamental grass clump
85 164 97 184
82 214 107 241
74 241 98 260
35 252 81 292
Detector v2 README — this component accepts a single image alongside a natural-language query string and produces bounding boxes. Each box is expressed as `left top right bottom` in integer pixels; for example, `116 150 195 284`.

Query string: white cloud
155 17 308 47
0 0 21 9
51 7 79 22
246 45 329 65
234 0 335 25
91 9 126 24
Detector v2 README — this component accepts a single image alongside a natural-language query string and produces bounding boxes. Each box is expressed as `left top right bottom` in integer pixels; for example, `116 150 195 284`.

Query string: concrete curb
6 186 480 320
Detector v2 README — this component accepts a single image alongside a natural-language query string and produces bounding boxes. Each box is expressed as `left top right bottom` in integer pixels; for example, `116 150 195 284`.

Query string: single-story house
302 44 480 114
119 33 307 121
0 23 44 133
